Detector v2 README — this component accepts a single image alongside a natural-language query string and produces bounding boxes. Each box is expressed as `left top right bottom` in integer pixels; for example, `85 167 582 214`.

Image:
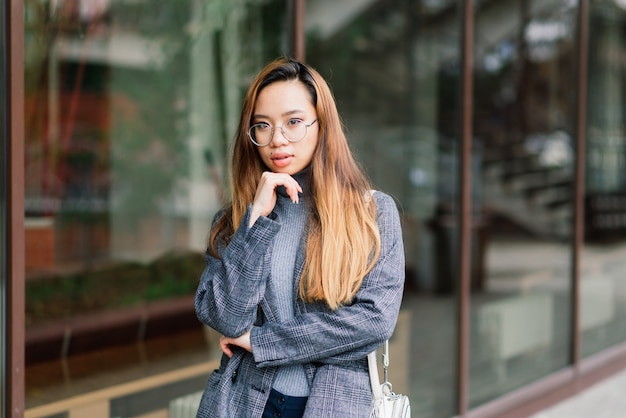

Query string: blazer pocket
197 370 224 417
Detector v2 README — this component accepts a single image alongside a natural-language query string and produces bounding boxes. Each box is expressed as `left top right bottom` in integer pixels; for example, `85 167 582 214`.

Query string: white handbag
367 340 411 418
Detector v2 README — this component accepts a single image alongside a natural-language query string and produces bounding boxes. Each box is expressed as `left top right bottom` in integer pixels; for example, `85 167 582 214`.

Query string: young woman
195 57 405 418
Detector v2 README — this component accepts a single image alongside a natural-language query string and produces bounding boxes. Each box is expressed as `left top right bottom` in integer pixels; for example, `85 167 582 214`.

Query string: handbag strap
367 340 390 400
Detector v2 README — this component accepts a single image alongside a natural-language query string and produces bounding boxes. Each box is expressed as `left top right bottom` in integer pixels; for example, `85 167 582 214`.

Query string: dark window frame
6 1 25 417
1 1 7 413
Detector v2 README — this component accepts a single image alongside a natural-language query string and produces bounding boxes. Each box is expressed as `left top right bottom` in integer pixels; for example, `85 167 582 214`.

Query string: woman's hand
220 329 253 358
249 172 302 227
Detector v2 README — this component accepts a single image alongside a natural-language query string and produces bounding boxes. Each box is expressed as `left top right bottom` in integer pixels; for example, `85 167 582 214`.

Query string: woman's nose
269 126 288 146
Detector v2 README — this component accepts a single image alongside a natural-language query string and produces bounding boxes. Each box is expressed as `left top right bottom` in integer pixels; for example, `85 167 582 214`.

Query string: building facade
3 0 626 417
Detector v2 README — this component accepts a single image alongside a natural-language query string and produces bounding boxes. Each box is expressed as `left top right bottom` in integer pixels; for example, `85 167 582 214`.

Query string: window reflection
581 0 626 357
24 0 287 411
470 0 576 406
307 1 461 417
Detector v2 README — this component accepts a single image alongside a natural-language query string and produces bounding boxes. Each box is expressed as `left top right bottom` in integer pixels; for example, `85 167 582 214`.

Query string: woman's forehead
254 80 316 117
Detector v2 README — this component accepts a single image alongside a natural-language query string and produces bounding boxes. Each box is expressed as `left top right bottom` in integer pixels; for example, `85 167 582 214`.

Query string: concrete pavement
529 367 626 418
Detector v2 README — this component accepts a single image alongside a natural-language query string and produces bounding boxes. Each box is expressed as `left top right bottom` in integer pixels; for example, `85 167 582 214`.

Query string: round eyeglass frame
247 119 318 146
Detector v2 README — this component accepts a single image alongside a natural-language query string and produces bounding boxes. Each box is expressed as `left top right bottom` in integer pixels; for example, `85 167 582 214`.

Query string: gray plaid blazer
195 191 405 417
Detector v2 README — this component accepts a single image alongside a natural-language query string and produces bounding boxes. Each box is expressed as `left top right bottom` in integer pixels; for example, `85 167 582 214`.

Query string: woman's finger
219 335 233 358
283 179 303 204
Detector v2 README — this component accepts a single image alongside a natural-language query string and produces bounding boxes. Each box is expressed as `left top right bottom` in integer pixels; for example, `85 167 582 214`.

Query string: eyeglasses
247 119 318 146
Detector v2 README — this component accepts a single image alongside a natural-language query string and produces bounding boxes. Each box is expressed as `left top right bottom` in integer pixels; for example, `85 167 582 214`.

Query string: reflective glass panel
307 1 462 417
470 0 577 406
24 0 287 413
581 0 626 357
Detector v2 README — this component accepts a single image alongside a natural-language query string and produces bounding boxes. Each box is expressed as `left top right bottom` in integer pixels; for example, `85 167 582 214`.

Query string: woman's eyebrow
252 109 307 119
282 109 307 116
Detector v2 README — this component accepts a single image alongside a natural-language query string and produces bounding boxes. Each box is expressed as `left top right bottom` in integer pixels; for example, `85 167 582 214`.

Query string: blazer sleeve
250 192 406 367
194 205 281 337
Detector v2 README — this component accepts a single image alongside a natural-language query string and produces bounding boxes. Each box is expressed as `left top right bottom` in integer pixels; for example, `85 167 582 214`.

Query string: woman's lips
271 152 293 168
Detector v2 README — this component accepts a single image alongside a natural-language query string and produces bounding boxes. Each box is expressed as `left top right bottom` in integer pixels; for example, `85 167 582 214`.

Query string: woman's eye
255 122 271 130
287 118 303 126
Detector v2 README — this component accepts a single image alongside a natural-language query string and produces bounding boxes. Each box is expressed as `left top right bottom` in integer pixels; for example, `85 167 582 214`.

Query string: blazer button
231 370 238 383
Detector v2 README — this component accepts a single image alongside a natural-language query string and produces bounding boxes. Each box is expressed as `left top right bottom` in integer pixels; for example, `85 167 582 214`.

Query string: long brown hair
208 57 381 310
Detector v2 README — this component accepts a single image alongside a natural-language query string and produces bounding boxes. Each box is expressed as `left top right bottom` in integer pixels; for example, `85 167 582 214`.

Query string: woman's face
252 80 319 175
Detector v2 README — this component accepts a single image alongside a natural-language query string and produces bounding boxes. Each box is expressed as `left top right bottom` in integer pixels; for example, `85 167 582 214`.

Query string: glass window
24 0 288 412
469 0 577 406
581 0 626 357
307 1 462 417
